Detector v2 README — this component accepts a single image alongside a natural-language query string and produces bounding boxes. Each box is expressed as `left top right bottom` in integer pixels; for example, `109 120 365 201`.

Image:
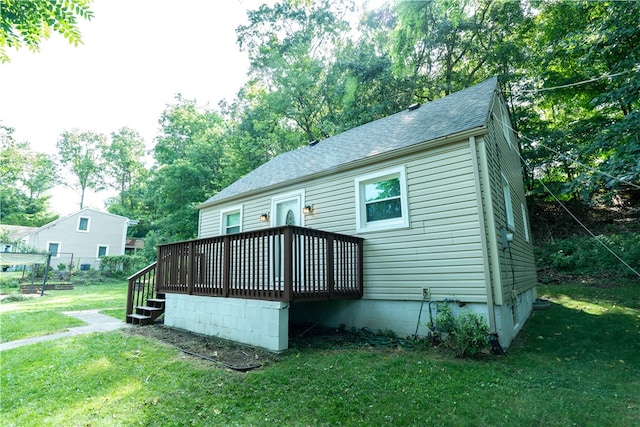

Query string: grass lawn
1 278 639 426
0 281 128 342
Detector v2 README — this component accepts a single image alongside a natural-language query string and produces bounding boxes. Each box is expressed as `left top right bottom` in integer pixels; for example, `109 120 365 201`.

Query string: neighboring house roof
0 225 39 242
22 208 133 237
202 77 499 206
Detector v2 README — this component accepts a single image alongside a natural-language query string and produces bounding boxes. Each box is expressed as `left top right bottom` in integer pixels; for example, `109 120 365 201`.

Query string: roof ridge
202 77 499 206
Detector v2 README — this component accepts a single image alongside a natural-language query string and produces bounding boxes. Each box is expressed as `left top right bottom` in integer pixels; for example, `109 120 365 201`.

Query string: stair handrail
126 262 157 322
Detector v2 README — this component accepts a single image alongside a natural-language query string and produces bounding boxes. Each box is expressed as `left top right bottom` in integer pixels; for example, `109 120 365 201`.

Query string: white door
272 194 302 227
271 192 304 286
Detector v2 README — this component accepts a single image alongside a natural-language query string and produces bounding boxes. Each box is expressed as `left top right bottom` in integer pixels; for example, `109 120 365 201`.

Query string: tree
389 0 530 101
516 0 640 203
0 125 58 225
0 0 94 62
236 0 354 143
56 129 106 209
103 127 146 207
147 96 227 240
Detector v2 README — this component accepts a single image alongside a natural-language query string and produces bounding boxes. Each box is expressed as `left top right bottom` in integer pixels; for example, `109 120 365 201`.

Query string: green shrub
0 292 29 303
536 233 640 277
98 255 147 277
434 302 455 333
450 311 490 358
0 277 20 290
432 303 490 357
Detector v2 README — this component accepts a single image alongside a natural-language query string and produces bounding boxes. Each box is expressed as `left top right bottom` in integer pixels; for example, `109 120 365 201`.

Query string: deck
126 226 364 323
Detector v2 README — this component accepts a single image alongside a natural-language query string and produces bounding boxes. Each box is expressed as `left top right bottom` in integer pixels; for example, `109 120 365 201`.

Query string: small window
499 101 514 149
521 203 530 242
47 242 61 257
355 166 409 232
502 174 515 231
97 245 108 257
220 206 243 235
77 217 90 232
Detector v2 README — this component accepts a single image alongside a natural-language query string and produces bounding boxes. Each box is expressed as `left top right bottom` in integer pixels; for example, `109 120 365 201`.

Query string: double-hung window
502 173 515 231
97 245 108 257
47 242 61 257
77 217 90 232
220 206 242 235
355 166 409 232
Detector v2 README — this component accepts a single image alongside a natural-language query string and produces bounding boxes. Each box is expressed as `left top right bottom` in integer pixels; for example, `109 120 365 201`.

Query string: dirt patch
124 323 403 370
125 324 282 371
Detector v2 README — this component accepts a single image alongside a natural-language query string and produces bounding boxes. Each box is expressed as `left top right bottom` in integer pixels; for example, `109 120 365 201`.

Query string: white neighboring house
1 225 38 253
23 208 137 270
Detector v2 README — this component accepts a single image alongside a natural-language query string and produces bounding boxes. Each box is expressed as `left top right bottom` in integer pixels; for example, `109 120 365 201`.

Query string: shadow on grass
511 282 640 373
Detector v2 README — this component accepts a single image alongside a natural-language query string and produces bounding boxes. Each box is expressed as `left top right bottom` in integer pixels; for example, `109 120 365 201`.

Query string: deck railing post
283 227 292 302
126 276 135 320
155 247 164 293
187 240 195 295
326 234 335 298
223 235 231 297
357 238 364 297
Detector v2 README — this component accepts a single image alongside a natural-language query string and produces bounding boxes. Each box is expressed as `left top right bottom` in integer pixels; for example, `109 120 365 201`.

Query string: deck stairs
126 293 166 325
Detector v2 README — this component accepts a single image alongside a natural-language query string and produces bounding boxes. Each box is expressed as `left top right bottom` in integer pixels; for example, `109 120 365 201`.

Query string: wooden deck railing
155 225 364 302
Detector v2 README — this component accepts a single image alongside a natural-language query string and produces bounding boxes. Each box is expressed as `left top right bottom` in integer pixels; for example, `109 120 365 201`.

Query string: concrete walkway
0 309 130 352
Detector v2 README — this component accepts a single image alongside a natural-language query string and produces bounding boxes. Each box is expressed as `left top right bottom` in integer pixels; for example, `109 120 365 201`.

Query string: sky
1 0 267 216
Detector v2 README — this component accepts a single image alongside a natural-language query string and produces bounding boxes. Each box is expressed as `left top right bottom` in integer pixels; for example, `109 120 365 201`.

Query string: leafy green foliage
56 129 107 209
0 0 94 62
0 125 58 226
450 311 490 357
434 303 491 357
102 127 146 207
536 233 640 277
144 96 227 241
97 255 147 277
516 0 640 202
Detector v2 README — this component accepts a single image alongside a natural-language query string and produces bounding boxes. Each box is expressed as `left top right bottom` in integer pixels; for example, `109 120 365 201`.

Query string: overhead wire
513 66 640 94
526 138 640 190
502 68 640 190
491 112 640 279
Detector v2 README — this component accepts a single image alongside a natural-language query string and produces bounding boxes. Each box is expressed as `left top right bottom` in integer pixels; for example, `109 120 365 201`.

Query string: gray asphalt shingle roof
202 77 498 206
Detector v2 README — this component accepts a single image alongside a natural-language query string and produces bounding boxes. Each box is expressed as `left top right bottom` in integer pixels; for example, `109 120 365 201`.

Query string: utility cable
492 111 640 190
496 116 640 278
521 134 640 190
489 110 640 278
533 177 640 278
513 66 639 94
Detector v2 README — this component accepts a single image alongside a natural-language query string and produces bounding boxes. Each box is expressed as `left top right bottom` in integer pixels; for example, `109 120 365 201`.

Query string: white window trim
77 216 91 232
521 203 530 243
270 189 305 227
502 173 515 231
96 245 109 258
499 101 514 149
47 241 62 258
355 165 409 233
220 205 243 235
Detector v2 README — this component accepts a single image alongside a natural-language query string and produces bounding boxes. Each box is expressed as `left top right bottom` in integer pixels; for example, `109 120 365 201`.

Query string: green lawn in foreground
0 281 128 342
1 279 639 426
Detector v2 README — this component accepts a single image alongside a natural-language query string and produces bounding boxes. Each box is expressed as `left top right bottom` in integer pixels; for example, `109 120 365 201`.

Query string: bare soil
124 322 374 371
125 324 281 371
